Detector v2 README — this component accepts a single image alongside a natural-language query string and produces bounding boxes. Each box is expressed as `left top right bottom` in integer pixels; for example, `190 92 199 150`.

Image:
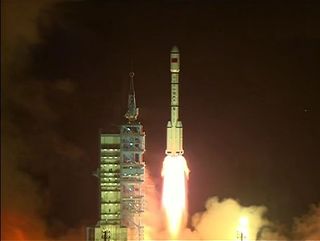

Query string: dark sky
2 0 320 238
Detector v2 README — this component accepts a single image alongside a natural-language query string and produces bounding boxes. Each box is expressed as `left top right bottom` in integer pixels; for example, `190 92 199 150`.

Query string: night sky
2 0 320 239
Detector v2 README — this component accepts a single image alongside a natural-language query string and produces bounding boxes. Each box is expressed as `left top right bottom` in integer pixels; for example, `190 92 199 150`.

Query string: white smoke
144 170 319 241
184 197 274 240
292 203 320 240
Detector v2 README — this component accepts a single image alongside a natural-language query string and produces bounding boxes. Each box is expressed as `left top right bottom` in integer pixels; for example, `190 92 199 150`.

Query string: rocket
166 46 184 156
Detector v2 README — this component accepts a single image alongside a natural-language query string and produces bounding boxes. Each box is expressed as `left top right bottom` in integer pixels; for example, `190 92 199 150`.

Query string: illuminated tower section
87 73 145 241
99 134 127 241
86 133 127 241
120 72 145 241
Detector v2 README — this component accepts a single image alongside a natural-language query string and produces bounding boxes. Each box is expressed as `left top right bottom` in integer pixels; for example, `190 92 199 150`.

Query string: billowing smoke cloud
144 173 319 240
2 1 88 240
189 197 269 240
143 169 166 240
143 170 275 240
292 203 320 240
187 197 290 240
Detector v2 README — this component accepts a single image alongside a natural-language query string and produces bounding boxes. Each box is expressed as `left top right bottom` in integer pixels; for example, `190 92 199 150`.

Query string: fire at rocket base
162 46 189 239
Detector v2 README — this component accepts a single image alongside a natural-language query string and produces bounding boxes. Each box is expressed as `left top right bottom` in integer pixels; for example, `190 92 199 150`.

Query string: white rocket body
166 46 184 156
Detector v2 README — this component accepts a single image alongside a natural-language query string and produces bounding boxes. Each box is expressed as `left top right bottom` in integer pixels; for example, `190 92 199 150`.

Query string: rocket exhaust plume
162 46 190 239
162 155 189 238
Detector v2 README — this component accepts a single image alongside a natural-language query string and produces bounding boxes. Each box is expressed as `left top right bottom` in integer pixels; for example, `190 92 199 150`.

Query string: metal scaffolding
120 124 145 241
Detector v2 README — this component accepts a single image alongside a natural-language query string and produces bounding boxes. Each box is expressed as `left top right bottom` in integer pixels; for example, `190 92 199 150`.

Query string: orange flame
161 155 189 239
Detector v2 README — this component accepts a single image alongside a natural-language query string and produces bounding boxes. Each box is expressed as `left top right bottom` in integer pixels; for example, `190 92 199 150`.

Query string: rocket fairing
166 46 184 156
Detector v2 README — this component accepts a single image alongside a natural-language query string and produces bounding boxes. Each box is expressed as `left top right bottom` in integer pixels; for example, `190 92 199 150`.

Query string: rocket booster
166 46 184 155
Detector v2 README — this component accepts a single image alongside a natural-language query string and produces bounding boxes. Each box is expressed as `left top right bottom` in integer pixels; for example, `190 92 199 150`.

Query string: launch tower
87 72 145 241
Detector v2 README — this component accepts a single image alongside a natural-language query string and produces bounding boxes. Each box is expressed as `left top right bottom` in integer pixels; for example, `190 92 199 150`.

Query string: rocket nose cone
171 45 179 53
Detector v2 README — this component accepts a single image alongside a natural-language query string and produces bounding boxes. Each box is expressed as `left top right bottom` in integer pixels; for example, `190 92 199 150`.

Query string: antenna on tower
124 71 139 123
130 57 134 74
